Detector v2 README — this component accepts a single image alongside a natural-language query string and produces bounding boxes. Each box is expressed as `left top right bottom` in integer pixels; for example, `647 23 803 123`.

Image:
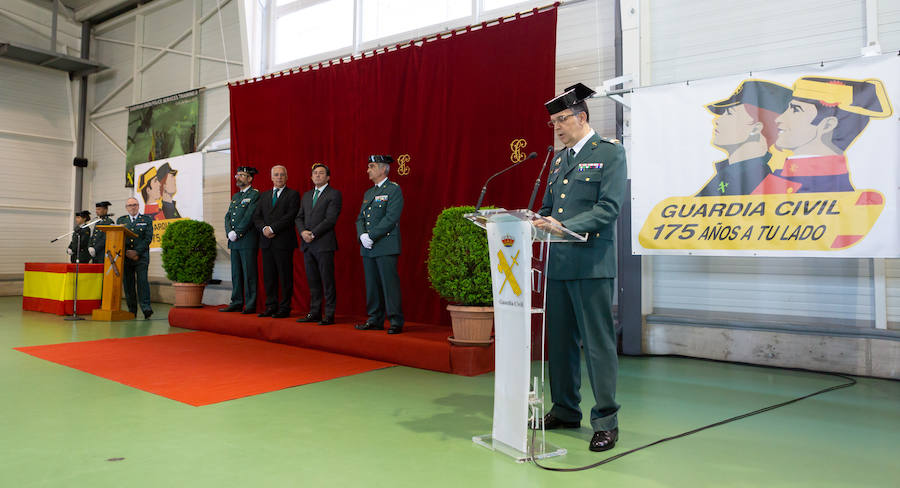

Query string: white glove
360 233 374 249
88 247 96 257
228 231 238 242
66 248 73 255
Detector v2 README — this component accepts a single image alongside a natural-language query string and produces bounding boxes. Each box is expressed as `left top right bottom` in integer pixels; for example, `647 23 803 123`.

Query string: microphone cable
529 356 857 472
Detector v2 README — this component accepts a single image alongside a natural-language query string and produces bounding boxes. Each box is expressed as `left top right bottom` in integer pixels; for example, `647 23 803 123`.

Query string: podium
91 225 138 321
466 208 586 462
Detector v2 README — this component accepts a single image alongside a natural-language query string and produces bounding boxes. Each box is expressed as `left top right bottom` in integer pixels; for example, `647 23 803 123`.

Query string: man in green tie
533 83 627 452
295 163 342 325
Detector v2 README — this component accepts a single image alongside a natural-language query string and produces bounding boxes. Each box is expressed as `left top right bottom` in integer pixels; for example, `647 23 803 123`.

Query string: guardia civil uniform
68 211 92 264
89 201 115 264
117 212 154 317
223 167 261 313
539 84 627 439
355 156 404 333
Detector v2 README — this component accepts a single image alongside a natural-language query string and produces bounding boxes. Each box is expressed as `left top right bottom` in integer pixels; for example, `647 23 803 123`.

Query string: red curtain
229 8 557 325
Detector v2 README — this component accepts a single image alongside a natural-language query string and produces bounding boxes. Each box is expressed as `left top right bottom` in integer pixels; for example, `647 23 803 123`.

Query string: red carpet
14 331 394 406
168 306 496 376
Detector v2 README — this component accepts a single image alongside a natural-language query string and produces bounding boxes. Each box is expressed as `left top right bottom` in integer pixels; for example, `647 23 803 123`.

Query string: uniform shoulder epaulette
248 188 259 194
600 136 620 144
389 181 398 187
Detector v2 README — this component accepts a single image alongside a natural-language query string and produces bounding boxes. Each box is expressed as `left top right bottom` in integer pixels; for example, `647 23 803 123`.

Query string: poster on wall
133 152 203 250
125 89 200 187
631 53 898 257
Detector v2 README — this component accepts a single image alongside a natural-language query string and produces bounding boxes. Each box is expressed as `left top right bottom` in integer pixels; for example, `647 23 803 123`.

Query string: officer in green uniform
67 210 92 263
354 155 405 334
534 83 627 452
88 201 114 264
220 166 261 314
117 197 154 319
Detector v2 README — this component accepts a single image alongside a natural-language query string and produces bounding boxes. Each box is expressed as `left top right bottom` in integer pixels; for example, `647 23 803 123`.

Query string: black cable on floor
529 358 858 472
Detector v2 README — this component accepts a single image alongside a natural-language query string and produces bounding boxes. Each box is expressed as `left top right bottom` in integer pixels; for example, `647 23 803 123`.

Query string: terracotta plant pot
447 304 494 346
173 282 205 308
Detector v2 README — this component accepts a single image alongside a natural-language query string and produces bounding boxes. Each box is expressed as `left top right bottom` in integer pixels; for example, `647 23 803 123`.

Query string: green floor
2 296 898 487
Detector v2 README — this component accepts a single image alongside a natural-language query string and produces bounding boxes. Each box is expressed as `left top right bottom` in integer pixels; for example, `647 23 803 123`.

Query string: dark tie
272 188 279 206
313 188 320 207
569 148 576 160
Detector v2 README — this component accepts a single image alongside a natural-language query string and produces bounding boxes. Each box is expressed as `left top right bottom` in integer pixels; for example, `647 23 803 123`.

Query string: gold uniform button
560 193 566 199
563 179 568 185
558 208 563 214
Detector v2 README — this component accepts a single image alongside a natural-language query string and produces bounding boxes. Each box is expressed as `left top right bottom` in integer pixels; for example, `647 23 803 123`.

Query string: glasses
235 172 250 178
547 112 580 127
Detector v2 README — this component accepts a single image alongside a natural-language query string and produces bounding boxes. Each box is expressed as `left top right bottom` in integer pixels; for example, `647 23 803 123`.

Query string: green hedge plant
426 206 492 306
161 219 217 284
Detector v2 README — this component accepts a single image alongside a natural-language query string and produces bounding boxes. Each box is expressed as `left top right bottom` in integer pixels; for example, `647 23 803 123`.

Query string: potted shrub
426 206 494 346
161 219 217 307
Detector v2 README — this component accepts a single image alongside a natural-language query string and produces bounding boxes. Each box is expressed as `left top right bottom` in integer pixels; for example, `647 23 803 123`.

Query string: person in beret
696 80 793 196
89 201 114 264
220 166 261 314
156 162 181 220
117 197 154 319
752 76 893 194
354 155 404 334
295 163 342 325
67 210 92 264
533 82 627 453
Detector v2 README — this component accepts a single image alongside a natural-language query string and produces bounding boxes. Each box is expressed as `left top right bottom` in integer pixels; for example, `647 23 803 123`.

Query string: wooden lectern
91 225 138 321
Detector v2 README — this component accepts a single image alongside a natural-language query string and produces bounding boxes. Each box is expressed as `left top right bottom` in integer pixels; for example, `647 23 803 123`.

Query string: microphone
475 151 538 211
526 145 556 210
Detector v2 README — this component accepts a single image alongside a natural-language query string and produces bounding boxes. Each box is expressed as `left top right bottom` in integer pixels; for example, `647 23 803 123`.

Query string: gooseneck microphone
527 145 556 210
474 151 538 211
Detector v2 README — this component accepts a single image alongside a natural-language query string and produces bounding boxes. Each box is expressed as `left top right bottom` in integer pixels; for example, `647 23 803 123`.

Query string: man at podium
534 83 627 452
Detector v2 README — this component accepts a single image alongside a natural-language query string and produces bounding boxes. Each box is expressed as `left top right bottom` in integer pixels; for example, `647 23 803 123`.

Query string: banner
125 89 200 187
133 152 204 250
631 54 898 257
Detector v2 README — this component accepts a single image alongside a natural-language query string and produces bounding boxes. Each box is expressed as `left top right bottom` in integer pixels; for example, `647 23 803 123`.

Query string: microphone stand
58 218 101 322
475 152 538 212
527 146 556 211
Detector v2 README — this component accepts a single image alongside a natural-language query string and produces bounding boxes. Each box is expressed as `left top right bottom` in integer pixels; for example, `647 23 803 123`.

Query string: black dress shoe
143 310 153 319
589 428 618 452
355 322 384 331
258 310 275 317
318 317 334 325
241 309 257 314
296 314 321 323
387 326 403 334
532 413 580 430
218 304 242 312
272 311 291 319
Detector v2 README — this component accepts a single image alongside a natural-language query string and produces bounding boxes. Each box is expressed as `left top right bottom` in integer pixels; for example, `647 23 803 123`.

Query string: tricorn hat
368 155 393 164
545 82 596 114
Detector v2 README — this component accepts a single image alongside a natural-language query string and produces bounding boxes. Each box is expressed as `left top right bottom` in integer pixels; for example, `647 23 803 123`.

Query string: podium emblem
496 249 521 296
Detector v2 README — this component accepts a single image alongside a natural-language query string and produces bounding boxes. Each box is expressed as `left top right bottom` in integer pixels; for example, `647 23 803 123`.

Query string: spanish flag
23 263 103 315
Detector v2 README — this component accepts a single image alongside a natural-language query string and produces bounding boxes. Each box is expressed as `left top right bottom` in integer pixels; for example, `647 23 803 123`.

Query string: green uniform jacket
116 214 154 259
538 133 626 279
356 180 403 257
225 187 260 249
68 226 91 263
89 217 115 252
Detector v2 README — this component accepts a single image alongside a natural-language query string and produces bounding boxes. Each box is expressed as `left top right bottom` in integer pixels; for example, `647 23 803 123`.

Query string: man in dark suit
534 83 627 453
295 163 342 325
117 197 155 319
253 165 300 318
354 155 405 334
220 166 261 314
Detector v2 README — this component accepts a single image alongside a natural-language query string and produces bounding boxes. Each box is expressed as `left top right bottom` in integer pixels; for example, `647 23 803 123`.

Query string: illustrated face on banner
271 166 287 188
311 166 329 187
775 100 834 151
712 104 761 149
161 173 177 197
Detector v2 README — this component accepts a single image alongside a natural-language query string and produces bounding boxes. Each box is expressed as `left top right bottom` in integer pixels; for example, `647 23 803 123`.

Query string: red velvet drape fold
229 8 557 325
